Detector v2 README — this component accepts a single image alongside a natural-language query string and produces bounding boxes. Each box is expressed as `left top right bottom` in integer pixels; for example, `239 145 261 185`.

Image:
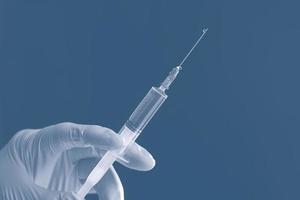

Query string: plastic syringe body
77 66 181 199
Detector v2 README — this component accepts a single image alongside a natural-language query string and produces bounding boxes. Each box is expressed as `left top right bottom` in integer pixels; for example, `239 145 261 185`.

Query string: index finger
37 122 124 153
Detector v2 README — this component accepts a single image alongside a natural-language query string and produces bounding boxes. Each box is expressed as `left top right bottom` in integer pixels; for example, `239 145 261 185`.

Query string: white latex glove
0 122 155 200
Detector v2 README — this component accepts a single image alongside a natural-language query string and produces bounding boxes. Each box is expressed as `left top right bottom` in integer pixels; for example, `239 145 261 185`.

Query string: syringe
77 28 208 199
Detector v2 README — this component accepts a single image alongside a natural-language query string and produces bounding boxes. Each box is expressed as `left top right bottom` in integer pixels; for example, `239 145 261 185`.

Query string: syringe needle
179 28 208 67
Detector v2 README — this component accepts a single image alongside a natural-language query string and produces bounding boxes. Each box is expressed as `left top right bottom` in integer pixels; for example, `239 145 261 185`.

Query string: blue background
1 0 300 199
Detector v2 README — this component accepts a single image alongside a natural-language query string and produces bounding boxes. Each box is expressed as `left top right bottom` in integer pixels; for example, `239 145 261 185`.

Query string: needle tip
178 28 208 67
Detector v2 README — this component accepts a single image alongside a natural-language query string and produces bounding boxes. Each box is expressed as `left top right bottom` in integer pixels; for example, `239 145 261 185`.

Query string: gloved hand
0 122 155 200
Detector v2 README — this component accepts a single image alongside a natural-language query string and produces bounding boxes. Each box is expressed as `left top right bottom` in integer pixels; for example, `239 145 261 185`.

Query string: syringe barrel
125 87 168 133
77 87 168 199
